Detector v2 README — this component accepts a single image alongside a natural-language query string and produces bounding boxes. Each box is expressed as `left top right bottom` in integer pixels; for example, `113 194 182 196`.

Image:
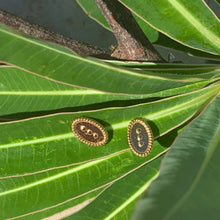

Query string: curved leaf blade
76 0 110 30
1 84 218 177
0 24 203 96
0 66 143 116
17 187 105 220
1 66 216 116
119 0 220 55
0 66 217 115
65 156 164 220
0 81 219 219
132 92 220 220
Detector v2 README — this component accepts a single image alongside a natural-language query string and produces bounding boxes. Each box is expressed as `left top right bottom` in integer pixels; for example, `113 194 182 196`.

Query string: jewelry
72 117 108 146
127 118 153 157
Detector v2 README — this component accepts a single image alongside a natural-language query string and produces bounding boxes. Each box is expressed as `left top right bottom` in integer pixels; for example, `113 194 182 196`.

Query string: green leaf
0 66 165 116
0 2 220 218
1 84 218 177
0 66 148 116
132 92 220 220
1 65 217 117
77 0 220 59
65 155 164 220
108 61 220 80
119 0 220 55
0 83 218 219
76 0 110 30
18 187 105 220
0 24 201 96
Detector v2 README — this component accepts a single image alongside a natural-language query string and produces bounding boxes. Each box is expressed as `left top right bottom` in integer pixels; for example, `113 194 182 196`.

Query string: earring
127 118 154 157
72 117 108 146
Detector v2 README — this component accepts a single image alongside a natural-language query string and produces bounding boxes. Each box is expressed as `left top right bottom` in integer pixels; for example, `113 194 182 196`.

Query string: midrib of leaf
164 97 220 220
104 172 159 220
9 187 106 220
0 152 116 197
0 91 104 95
0 133 73 150
43 197 97 220
0 85 218 150
167 0 220 50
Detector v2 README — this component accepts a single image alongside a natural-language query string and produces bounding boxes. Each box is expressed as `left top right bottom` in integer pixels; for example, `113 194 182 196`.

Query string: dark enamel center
130 122 149 153
75 121 104 143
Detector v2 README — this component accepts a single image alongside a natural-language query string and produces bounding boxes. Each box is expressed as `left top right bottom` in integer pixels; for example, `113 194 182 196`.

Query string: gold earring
127 118 153 157
72 117 108 146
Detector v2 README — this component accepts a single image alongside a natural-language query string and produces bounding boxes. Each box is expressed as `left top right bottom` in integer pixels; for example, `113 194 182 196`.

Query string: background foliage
0 0 220 219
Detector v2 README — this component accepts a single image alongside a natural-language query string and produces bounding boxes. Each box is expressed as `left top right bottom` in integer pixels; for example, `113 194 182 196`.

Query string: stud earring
72 117 108 146
127 118 153 157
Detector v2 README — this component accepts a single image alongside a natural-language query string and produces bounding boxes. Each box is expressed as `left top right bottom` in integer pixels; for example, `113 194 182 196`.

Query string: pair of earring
72 117 153 157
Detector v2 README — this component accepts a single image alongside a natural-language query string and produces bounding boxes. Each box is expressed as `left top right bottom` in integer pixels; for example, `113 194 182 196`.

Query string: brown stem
0 9 110 58
96 0 165 62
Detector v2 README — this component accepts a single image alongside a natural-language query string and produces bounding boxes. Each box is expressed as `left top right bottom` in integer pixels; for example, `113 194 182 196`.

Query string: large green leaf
1 84 218 177
0 66 149 116
66 155 164 220
132 93 220 220
108 61 220 80
77 0 220 60
119 0 220 55
1 65 219 116
0 24 204 96
17 187 105 220
0 83 219 219
0 2 220 219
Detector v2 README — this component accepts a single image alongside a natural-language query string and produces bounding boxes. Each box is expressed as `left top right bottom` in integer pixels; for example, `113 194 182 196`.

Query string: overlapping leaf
0 2 220 219
108 61 220 80
65 156 164 220
0 24 211 97
132 93 220 220
0 66 145 116
0 83 219 219
119 0 220 55
77 0 220 59
1 84 219 177
1 65 219 116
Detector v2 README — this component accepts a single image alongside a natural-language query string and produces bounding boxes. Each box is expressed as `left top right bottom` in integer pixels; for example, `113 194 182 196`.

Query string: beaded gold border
127 118 154 157
72 117 108 146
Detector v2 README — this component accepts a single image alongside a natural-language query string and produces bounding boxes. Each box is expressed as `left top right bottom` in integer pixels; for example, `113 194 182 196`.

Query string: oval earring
127 118 154 157
72 117 108 146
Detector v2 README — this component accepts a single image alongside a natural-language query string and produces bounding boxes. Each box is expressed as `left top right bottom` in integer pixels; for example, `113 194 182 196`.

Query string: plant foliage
0 0 220 219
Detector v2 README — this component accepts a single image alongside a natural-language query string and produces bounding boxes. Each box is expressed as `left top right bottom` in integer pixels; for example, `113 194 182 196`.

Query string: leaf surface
1 65 217 116
1 84 219 177
119 0 220 55
65 155 164 220
0 24 205 96
0 66 144 116
77 0 220 59
132 92 220 220
0 84 219 219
